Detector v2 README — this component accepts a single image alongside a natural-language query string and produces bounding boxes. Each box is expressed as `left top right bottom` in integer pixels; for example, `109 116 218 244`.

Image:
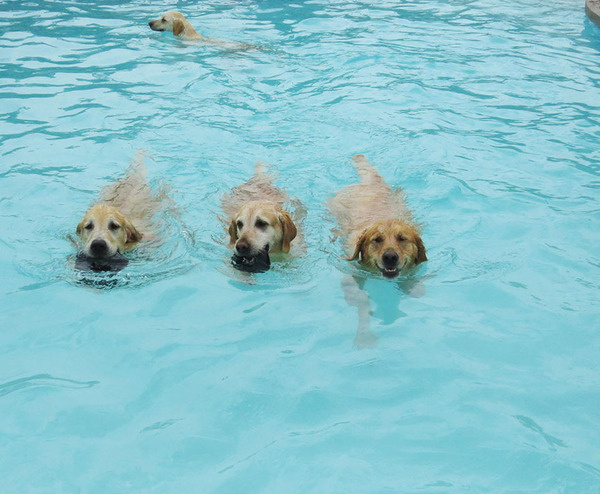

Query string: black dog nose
90 239 108 257
235 239 250 256
382 249 399 267
148 21 153 27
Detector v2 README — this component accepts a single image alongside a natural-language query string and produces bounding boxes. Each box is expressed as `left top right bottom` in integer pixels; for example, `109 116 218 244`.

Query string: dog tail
352 154 381 184
124 149 149 178
254 161 267 176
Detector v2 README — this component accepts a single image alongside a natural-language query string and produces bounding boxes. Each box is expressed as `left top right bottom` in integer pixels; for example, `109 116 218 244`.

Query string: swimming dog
75 153 165 271
149 11 260 51
329 154 427 278
221 163 300 273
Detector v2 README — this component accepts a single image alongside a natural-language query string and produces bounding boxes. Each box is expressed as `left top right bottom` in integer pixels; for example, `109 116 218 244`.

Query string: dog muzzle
231 245 271 273
75 252 129 272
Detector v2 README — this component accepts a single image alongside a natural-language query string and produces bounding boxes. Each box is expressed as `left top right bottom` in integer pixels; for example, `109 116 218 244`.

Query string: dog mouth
231 246 271 273
149 22 164 31
380 266 400 278
75 252 129 273
377 261 405 279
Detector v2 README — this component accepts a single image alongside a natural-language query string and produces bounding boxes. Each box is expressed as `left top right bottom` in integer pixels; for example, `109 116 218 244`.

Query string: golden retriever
221 163 300 272
76 152 165 271
148 11 260 51
329 154 427 278
77 203 142 260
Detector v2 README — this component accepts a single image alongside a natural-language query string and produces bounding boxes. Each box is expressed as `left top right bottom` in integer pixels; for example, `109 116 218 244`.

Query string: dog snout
90 239 109 258
235 239 251 256
382 249 399 268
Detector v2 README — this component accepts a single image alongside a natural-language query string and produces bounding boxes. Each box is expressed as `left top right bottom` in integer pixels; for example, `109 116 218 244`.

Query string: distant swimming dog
221 163 300 273
329 154 427 278
149 11 260 51
75 153 165 271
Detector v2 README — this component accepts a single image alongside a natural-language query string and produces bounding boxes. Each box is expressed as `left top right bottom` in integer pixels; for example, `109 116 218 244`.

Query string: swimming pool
1 0 599 491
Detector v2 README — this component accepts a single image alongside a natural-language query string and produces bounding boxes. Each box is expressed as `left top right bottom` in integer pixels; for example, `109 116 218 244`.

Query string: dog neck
179 25 205 40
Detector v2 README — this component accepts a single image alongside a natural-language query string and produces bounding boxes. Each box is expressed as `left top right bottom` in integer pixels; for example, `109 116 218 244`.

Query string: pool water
1 0 599 492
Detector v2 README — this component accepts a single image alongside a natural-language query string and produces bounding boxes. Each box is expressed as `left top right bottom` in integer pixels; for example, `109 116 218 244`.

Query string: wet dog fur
149 11 261 51
221 163 300 271
329 154 427 279
76 153 165 264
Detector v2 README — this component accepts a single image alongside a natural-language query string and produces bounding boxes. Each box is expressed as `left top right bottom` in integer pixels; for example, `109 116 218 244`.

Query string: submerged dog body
329 154 427 278
76 153 166 267
149 11 260 51
221 164 300 271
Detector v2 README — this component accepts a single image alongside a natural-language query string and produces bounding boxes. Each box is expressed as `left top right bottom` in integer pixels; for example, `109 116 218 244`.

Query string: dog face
349 219 426 278
77 204 142 259
228 201 297 258
148 11 188 36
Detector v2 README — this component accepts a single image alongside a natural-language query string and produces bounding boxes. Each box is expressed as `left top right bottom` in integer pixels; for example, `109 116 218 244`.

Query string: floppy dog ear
414 235 428 265
228 219 238 246
173 19 185 36
347 230 368 261
279 211 297 253
123 220 143 247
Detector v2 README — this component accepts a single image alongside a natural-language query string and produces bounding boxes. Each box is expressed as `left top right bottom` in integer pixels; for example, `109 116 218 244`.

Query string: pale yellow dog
221 163 301 272
149 11 260 51
76 153 166 265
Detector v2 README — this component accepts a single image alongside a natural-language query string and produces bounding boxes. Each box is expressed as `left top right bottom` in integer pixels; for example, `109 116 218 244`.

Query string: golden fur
221 163 300 259
329 154 427 278
76 153 164 259
149 11 260 51
77 204 142 258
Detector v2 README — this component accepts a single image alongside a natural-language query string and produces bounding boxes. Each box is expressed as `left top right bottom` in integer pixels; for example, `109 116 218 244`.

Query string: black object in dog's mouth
75 252 129 273
231 246 271 273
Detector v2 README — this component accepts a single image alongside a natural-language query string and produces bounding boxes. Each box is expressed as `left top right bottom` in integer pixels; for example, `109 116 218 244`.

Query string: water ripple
0 374 99 398
1 0 599 491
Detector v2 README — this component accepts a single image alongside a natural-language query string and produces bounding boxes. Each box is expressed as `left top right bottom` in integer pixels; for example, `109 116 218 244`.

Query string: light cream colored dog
221 163 301 271
149 11 260 51
76 153 165 262
329 154 427 278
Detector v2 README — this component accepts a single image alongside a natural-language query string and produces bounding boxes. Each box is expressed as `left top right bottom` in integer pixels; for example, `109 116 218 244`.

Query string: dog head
148 11 189 37
348 219 426 278
228 201 297 259
77 204 142 259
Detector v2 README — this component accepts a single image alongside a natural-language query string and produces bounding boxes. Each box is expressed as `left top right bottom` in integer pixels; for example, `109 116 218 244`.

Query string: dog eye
84 222 94 231
255 219 268 228
109 221 121 231
161 17 166 22
397 235 406 242
373 236 383 243
236 220 243 230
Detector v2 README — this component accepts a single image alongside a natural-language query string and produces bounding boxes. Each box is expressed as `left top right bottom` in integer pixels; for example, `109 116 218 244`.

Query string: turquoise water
1 0 600 491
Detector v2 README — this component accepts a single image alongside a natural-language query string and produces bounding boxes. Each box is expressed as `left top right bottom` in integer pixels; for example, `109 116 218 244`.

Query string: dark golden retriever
329 154 427 278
